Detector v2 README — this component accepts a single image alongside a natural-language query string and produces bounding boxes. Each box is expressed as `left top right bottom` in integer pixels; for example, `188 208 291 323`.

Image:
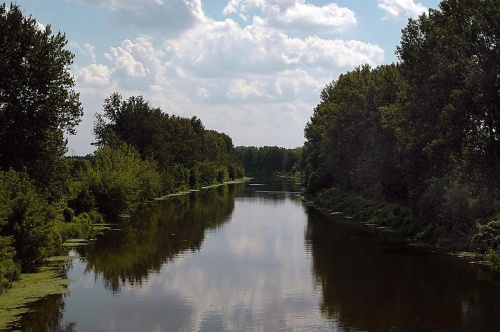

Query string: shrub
0 169 56 272
52 212 93 242
81 144 162 222
417 177 478 233
227 163 244 180
0 236 20 292
63 207 74 223
472 220 500 253
191 162 219 187
217 166 229 183
67 188 96 215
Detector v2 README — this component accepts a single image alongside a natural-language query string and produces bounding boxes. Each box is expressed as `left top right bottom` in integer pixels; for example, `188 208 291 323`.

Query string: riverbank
155 177 252 200
305 186 500 268
0 178 250 331
0 256 74 331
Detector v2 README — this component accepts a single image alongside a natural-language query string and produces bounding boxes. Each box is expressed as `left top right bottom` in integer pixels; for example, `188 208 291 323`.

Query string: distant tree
0 3 83 197
235 146 301 175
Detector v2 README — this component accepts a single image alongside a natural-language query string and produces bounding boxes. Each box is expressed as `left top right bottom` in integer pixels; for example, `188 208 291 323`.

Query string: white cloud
75 64 111 87
36 22 46 31
164 19 383 81
70 42 97 63
223 0 356 34
227 79 268 100
197 87 210 98
105 45 147 78
378 0 428 20
67 7 384 153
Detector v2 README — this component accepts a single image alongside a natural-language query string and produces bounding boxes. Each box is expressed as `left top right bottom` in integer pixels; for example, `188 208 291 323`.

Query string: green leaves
303 0 500 250
0 169 56 272
303 64 403 198
81 144 162 222
0 3 82 198
93 93 243 192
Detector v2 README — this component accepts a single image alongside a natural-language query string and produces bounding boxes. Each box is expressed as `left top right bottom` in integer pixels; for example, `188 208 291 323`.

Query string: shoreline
0 177 251 331
0 256 74 331
303 187 500 270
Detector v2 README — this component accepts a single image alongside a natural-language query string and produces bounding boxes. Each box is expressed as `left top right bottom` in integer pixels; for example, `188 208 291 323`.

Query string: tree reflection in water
10 294 76 332
305 207 500 332
80 184 244 293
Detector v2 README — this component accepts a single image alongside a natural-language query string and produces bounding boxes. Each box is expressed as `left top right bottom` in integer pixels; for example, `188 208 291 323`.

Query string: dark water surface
11 178 500 331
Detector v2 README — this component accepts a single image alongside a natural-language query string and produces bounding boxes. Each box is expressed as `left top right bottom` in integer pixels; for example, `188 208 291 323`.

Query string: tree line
303 0 500 254
234 146 302 176
0 3 243 291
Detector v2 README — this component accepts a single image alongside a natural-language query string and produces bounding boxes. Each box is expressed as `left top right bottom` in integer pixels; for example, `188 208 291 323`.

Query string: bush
227 163 244 180
0 236 20 293
0 169 57 271
417 177 477 233
63 207 74 223
52 212 93 242
217 166 229 183
67 188 96 215
191 162 219 187
472 220 500 253
81 144 162 222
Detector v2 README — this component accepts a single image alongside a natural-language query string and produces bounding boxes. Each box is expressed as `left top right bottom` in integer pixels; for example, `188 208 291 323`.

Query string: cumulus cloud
164 19 383 82
378 0 428 20
35 22 46 31
67 2 385 152
70 42 97 62
75 64 111 87
223 0 356 34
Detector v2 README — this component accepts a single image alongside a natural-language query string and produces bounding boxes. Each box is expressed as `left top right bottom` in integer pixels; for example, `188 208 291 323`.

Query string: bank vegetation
303 0 500 263
0 3 243 292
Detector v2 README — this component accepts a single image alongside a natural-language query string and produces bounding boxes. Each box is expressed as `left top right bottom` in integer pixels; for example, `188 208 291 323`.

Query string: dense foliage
70 144 162 222
235 146 302 176
93 93 244 192
0 4 243 288
0 3 84 285
0 3 82 199
0 170 57 274
303 0 500 251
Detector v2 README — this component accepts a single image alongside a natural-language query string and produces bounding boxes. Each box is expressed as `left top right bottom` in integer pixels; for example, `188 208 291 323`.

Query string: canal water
10 178 500 331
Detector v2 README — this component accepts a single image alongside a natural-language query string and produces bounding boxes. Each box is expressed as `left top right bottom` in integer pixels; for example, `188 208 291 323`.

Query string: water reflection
11 178 500 331
306 207 500 331
80 184 244 293
13 294 76 332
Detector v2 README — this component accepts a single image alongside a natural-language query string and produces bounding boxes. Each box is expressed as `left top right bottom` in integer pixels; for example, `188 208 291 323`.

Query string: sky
16 0 441 155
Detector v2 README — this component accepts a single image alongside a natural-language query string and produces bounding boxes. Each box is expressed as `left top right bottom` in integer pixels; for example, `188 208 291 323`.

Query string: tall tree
0 3 83 197
303 65 403 199
397 0 500 190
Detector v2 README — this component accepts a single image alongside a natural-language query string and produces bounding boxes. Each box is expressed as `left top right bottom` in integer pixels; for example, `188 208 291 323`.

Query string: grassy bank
0 256 74 331
305 187 500 267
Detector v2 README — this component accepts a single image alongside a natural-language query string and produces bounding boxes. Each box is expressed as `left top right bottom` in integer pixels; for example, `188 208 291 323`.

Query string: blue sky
16 0 440 155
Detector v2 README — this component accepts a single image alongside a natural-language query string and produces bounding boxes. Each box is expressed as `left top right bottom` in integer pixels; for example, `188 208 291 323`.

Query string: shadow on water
305 207 500 332
11 178 500 331
8 294 76 332
80 183 245 294
11 183 244 331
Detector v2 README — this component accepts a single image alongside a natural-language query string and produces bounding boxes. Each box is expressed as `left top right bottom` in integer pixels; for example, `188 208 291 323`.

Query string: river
9 178 500 331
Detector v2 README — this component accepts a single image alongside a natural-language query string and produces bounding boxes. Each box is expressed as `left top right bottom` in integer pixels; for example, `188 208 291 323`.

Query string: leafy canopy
0 3 82 197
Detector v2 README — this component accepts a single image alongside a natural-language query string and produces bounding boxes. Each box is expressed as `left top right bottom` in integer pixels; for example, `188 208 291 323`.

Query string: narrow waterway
10 178 500 331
